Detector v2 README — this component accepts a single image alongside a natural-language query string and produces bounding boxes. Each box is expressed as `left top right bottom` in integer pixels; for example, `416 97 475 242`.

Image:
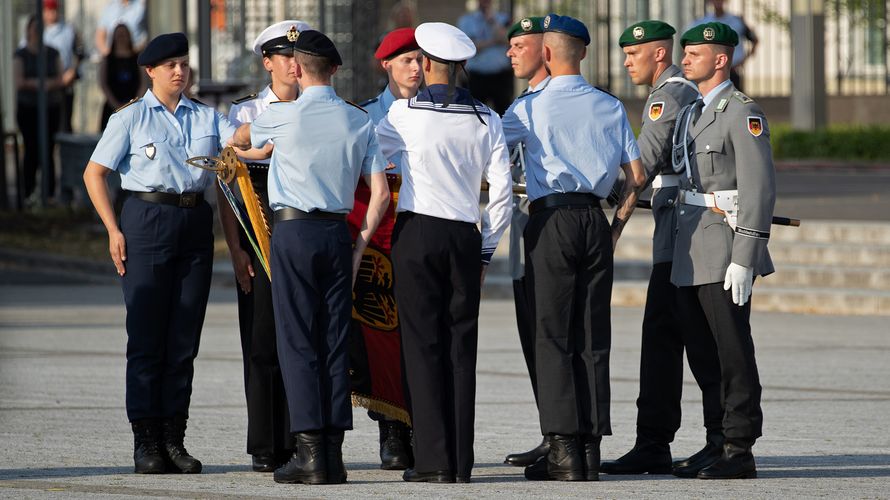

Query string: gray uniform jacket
637 65 700 264
671 83 776 287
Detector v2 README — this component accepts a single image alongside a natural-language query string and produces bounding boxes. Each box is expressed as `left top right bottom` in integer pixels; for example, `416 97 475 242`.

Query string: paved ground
1 281 889 499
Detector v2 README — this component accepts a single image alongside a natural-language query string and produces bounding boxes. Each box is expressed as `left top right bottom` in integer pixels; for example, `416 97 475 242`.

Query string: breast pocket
697 137 726 177
189 126 220 157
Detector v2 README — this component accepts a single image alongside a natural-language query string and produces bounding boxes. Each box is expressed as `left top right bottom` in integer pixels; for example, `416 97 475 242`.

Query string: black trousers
675 283 763 443
467 68 514 116
513 277 538 406
120 196 213 421
272 218 353 433
236 228 291 457
16 105 60 199
392 212 481 478
525 205 612 436
636 262 723 445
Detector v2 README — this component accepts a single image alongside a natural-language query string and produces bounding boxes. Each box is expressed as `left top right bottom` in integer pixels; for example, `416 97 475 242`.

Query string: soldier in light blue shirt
501 14 646 482
83 32 236 476
231 30 389 486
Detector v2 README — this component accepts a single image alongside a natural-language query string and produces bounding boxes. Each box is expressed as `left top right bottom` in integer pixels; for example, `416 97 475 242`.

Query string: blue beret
543 14 590 46
137 32 189 66
294 30 343 66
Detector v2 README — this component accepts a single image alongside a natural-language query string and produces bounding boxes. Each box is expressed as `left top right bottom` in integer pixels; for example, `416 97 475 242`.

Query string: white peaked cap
415 22 476 62
251 20 313 56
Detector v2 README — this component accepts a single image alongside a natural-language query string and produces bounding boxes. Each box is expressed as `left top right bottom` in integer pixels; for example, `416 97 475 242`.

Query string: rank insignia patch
648 101 664 121
747 116 764 137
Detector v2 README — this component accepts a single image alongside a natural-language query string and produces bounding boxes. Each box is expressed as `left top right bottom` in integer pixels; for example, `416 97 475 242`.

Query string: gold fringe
351 394 411 426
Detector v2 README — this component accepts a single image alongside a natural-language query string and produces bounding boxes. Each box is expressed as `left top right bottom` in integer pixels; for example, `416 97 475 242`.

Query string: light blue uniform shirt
703 79 733 108
361 86 397 126
457 10 511 74
90 88 237 193
502 74 640 201
250 85 386 213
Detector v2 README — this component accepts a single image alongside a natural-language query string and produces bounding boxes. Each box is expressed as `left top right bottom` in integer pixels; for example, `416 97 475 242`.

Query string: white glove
723 262 754 306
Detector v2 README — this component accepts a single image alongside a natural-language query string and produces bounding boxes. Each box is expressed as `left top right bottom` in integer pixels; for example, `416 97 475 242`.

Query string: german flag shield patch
747 116 764 137
648 101 664 121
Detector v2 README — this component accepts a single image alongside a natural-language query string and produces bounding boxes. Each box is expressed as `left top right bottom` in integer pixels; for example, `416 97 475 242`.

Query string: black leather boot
274 431 327 484
131 419 165 474
600 436 671 475
582 435 601 481
251 455 278 473
697 440 757 479
326 430 347 484
672 432 724 478
161 416 202 473
379 420 413 470
525 435 584 481
504 436 550 467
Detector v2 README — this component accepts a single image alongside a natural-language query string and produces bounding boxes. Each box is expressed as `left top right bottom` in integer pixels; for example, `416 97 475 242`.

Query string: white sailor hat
252 20 313 56
415 22 476 62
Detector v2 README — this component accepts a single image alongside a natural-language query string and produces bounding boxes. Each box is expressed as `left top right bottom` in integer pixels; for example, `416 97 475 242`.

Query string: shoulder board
517 88 543 99
231 92 258 105
344 99 368 113
358 97 379 107
270 100 290 104
594 86 618 100
190 97 210 107
114 98 140 113
732 91 753 104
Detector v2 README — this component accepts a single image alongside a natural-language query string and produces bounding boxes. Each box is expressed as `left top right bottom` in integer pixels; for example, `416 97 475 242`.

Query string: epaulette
114 98 140 113
517 88 543 99
269 100 291 104
358 97 379 107
190 97 210 107
231 92 258 105
732 91 753 104
344 99 368 113
594 86 618 100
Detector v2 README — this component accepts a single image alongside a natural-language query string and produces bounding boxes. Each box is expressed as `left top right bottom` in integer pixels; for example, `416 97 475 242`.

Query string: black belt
273 207 346 223
129 190 203 208
244 162 270 170
528 192 601 215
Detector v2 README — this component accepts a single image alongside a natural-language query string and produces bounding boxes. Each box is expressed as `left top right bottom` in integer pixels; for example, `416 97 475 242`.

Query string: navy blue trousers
120 196 213 422
271 219 353 433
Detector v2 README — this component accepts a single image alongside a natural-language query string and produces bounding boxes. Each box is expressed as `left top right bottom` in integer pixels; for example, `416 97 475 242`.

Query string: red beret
375 27 419 60
44 0 59 9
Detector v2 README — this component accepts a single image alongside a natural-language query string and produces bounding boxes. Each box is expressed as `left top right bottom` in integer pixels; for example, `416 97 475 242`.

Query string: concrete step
482 277 890 316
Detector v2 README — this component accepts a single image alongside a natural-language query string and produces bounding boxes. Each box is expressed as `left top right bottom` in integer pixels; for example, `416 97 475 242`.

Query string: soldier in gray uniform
600 21 724 478
671 22 776 480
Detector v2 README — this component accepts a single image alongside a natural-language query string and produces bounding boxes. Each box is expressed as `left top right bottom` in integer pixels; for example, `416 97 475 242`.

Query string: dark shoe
600 438 671 475
697 442 757 479
523 456 551 481
402 468 455 483
543 435 584 481
582 435 601 481
504 436 550 467
161 416 202 473
132 419 165 474
252 455 278 473
325 430 347 484
672 432 724 478
379 420 413 470
274 431 328 484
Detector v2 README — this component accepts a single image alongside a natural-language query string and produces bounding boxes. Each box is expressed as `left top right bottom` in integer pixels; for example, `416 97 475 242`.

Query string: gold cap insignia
633 26 645 40
703 27 715 41
521 18 532 31
286 26 299 42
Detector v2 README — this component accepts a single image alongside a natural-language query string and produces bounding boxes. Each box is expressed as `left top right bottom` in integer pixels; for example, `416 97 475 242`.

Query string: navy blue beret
543 14 591 46
137 32 189 66
293 30 343 66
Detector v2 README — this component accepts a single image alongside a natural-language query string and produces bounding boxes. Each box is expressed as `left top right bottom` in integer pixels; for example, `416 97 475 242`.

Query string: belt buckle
179 193 196 208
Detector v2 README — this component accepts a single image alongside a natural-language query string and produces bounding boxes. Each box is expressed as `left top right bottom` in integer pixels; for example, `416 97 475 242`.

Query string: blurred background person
687 0 758 90
458 0 513 115
95 0 147 56
41 0 83 132
99 24 145 130
14 15 65 204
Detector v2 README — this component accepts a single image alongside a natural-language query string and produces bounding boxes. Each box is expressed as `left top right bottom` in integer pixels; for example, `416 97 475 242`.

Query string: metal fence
510 0 889 98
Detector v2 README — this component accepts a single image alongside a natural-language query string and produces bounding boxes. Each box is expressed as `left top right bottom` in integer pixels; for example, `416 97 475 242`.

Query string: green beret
618 20 676 47
680 22 739 47
507 17 544 40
